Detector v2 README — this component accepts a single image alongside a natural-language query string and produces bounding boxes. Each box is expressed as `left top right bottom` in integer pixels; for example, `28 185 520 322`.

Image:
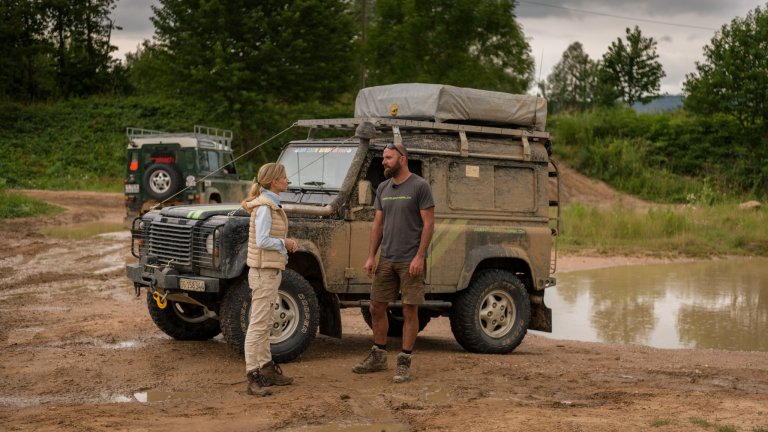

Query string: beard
384 160 401 179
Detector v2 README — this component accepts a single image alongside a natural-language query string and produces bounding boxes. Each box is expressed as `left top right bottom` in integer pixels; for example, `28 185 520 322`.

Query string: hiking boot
393 353 412 383
246 370 272 397
352 345 388 374
260 361 294 386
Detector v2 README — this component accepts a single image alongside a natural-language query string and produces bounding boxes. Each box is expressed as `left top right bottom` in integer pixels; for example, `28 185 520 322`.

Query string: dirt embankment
1 188 766 432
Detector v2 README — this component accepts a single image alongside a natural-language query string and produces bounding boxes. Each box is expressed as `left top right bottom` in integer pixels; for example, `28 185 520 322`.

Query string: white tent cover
354 83 547 131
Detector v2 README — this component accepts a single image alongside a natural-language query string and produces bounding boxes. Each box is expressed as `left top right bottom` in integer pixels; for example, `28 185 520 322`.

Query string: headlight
205 232 215 254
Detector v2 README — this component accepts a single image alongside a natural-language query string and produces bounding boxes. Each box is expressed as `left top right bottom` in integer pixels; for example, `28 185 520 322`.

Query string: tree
149 0 357 159
597 26 665 106
151 0 356 104
546 42 598 113
364 0 534 94
684 5 768 131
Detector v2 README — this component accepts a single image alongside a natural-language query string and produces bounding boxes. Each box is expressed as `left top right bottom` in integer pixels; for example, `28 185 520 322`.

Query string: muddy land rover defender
126 84 559 362
124 125 251 225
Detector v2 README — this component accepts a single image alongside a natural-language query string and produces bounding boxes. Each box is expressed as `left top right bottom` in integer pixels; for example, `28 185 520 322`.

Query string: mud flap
529 294 552 332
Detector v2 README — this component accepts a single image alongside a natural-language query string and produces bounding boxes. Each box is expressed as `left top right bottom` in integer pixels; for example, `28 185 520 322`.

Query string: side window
198 150 210 172
222 153 236 174
365 156 423 201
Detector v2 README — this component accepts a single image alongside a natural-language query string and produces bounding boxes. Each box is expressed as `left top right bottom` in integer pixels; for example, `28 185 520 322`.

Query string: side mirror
358 180 373 206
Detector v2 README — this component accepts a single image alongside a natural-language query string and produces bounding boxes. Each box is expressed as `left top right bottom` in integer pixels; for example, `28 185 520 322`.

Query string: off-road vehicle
126 84 559 363
124 125 251 225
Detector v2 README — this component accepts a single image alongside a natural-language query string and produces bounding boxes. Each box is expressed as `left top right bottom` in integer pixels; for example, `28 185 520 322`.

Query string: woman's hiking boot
260 361 294 386
246 370 272 397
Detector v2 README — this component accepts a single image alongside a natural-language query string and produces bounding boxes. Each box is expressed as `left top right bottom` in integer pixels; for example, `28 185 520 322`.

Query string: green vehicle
123 125 251 225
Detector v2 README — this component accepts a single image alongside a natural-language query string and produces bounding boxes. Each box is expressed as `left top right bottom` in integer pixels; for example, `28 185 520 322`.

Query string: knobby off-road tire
146 291 221 340
142 163 182 201
219 269 319 364
360 307 431 337
450 269 531 354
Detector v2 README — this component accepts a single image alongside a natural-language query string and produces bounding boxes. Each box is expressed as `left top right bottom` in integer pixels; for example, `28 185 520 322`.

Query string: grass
0 188 64 219
650 418 672 427
558 202 768 257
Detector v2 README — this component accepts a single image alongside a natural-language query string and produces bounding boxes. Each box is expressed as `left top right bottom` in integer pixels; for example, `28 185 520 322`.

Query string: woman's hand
286 238 298 253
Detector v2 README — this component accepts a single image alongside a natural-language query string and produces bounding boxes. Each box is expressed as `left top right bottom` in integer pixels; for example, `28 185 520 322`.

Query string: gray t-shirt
374 174 435 261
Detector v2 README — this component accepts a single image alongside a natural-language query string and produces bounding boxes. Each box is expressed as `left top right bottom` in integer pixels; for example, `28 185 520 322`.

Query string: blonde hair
241 163 286 212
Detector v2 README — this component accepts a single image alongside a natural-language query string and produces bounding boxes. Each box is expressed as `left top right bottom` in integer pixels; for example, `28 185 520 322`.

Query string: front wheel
449 269 531 354
219 269 319 363
146 291 221 340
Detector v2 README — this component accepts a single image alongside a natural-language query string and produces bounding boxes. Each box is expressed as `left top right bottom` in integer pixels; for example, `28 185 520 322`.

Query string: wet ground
1 191 767 432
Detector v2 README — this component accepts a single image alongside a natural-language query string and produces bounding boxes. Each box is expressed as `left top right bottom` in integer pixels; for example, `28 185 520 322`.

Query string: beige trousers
244 267 282 373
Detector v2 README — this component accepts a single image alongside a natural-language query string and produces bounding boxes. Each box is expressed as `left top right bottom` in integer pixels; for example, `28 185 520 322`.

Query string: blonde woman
241 162 299 397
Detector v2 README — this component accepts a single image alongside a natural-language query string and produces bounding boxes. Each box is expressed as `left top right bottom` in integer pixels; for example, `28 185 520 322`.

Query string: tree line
1 0 766 195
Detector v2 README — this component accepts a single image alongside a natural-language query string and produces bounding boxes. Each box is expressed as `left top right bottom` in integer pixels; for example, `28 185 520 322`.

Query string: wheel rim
149 171 171 193
270 291 299 343
479 288 516 338
172 302 209 323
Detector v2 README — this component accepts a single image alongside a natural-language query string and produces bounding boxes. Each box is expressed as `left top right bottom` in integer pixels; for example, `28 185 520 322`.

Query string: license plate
179 278 206 292
125 184 140 194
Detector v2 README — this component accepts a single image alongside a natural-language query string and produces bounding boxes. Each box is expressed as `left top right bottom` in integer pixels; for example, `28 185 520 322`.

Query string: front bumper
126 263 220 293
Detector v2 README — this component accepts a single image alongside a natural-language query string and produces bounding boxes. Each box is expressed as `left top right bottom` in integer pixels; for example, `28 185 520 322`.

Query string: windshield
279 145 357 190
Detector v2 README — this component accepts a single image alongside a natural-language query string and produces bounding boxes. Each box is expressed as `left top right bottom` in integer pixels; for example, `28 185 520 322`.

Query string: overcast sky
110 0 766 95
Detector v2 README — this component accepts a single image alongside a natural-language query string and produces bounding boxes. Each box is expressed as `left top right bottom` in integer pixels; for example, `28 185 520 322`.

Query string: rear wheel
360 306 431 337
146 291 221 340
219 269 319 363
450 269 530 354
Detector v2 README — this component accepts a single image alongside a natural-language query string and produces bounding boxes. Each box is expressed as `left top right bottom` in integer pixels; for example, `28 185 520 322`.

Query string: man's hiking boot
352 345 388 374
393 353 412 383
260 361 294 386
246 370 272 397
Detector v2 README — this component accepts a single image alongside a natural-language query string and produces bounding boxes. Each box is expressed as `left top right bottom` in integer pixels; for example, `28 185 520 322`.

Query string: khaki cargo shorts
371 260 425 305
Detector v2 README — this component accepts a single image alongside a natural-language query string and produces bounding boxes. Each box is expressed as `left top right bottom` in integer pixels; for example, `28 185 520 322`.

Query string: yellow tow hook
152 291 168 309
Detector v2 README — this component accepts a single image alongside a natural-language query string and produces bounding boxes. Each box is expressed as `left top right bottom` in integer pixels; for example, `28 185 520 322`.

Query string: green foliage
560 202 768 257
0 179 63 218
598 26 665 106
0 94 356 190
148 0 356 102
550 108 768 202
0 0 124 101
364 0 533 93
546 42 598 113
684 4 768 131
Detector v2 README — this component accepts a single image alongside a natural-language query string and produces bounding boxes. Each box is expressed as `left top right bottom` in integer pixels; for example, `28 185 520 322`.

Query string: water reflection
542 258 768 351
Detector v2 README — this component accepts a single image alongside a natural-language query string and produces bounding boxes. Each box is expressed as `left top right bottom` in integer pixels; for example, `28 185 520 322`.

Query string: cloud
517 0 765 94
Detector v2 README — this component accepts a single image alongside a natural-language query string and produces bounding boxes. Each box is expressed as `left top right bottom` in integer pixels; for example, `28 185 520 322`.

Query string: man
353 141 435 383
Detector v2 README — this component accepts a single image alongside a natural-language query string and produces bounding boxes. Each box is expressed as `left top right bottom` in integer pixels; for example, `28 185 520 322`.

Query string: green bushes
550 108 768 203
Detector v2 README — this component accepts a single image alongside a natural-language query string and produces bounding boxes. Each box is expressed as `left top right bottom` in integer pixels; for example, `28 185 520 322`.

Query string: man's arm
410 206 435 277
364 209 384 277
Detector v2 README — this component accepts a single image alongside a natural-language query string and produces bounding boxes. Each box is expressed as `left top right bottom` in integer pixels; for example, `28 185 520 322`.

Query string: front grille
146 219 217 269
148 220 194 265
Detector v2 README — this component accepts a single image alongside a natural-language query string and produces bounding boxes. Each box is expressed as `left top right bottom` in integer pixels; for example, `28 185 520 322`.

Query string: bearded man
353 141 435 383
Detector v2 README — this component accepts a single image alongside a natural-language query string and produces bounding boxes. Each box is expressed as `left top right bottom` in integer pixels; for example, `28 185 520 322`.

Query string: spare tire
143 163 182 201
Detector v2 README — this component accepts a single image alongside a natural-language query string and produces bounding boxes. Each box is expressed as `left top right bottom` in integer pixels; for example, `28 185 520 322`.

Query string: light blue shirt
254 190 287 256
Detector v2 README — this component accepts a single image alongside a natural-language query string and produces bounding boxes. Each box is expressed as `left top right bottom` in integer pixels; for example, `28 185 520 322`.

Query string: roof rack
296 117 550 141
126 125 233 148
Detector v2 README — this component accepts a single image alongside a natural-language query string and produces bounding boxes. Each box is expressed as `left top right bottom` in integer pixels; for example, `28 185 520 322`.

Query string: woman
241 162 299 397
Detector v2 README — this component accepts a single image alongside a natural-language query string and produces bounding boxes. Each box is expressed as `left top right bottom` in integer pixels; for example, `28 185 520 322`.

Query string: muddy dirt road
1 191 767 432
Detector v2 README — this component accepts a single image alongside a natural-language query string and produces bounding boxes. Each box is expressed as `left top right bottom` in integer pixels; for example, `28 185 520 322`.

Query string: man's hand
364 257 377 278
409 256 425 277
